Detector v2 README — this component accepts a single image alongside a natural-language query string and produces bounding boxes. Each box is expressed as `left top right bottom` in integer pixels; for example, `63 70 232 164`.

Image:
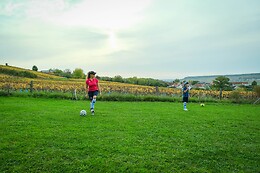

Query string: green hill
0 65 63 79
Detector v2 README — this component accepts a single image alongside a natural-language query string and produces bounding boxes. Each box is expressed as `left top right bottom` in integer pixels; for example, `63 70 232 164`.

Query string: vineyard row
0 75 257 99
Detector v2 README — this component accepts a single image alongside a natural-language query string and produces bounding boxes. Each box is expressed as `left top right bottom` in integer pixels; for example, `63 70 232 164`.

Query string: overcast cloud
1 0 260 79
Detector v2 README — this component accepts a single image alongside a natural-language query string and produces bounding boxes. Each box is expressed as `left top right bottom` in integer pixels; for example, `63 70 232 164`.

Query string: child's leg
183 97 188 110
88 92 94 110
92 95 97 103
91 95 96 109
90 91 98 114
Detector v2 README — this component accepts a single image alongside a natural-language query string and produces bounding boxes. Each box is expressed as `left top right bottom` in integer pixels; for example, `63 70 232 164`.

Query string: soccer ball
200 103 205 107
80 110 87 116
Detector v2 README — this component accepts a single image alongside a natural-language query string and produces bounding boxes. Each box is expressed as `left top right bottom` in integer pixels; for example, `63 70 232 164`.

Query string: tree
32 65 38 71
212 76 231 99
63 69 72 78
128 77 138 84
113 75 124 83
53 69 63 76
252 81 257 87
173 79 180 84
100 76 112 81
72 68 84 79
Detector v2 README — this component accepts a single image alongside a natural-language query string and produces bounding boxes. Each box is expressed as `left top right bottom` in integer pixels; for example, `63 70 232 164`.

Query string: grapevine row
0 74 256 98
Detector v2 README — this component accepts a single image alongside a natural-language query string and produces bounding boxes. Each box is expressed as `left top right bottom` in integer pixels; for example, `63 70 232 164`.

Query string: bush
0 90 11 96
230 90 241 103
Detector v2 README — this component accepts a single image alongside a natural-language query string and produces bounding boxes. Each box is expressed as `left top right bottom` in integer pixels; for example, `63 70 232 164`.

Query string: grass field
0 97 259 172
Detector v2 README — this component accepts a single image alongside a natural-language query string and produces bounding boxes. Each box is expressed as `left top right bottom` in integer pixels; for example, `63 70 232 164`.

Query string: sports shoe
91 108 95 115
184 108 188 111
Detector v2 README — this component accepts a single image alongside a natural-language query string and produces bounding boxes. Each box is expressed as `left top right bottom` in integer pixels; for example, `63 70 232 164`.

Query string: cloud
56 0 152 30
1 0 260 79
1 0 152 30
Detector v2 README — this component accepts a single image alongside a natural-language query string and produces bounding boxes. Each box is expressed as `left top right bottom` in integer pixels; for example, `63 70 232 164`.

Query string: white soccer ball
80 110 87 116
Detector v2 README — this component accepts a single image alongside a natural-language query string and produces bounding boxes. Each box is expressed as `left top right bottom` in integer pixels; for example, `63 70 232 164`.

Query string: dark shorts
183 97 189 103
88 90 99 101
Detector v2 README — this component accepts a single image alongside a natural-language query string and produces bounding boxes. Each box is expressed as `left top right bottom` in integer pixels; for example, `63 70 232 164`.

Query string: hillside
183 73 260 83
0 65 64 79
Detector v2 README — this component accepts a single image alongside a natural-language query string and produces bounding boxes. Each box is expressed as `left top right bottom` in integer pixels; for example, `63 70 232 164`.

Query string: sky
1 0 260 79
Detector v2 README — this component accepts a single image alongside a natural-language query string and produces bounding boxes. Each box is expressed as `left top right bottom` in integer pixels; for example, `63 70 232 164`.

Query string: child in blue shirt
183 82 190 111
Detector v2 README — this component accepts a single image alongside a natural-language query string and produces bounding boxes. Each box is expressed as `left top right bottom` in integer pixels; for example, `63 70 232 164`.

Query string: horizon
182 72 260 78
1 64 259 81
1 0 260 79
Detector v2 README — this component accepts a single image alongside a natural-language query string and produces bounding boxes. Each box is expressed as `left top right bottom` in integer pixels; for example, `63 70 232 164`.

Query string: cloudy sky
1 0 260 79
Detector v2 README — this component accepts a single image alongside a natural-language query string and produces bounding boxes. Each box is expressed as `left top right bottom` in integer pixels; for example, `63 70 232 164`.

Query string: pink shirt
86 78 99 91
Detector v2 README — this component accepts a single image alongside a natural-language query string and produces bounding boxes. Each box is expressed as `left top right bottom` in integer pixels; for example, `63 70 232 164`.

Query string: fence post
7 84 10 95
30 81 33 93
72 89 77 100
155 86 159 95
219 88 222 100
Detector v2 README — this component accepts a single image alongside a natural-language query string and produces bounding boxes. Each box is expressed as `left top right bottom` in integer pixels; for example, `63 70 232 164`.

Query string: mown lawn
0 97 259 172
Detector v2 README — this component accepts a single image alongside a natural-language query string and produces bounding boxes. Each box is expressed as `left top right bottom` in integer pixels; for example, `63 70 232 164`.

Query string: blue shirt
183 86 189 97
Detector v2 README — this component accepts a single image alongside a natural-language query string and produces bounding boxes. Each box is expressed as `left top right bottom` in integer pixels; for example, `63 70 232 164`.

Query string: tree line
99 76 169 87
32 66 169 87
32 65 258 90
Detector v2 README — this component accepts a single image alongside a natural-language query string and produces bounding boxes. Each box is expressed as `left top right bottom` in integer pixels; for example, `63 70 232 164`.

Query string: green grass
0 97 259 172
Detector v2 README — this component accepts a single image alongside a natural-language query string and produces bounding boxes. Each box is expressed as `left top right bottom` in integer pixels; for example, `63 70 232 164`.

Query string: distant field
0 65 257 100
0 97 259 172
